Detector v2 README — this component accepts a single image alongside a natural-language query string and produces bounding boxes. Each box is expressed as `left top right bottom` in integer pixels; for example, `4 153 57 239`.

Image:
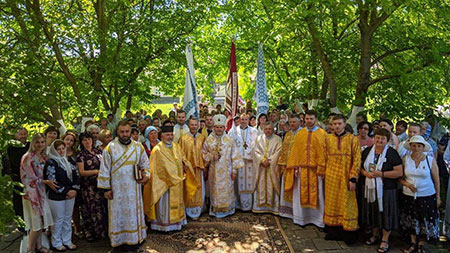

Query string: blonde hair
98 129 112 143
28 133 46 155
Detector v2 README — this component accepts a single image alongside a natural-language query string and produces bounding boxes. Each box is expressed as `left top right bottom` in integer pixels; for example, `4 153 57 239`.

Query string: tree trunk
309 43 319 99
126 94 133 111
320 73 328 100
354 27 372 107
306 15 338 108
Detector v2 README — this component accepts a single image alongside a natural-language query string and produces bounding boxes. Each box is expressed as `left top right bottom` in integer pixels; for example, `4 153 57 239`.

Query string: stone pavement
2 214 449 252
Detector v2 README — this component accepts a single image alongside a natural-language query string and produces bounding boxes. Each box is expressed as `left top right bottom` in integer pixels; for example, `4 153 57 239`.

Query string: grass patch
141 104 174 116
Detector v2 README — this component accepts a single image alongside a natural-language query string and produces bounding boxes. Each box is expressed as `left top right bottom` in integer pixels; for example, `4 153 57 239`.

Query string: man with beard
286 110 327 227
4 128 30 224
98 120 150 251
229 113 258 211
174 109 189 143
203 114 244 218
143 125 197 231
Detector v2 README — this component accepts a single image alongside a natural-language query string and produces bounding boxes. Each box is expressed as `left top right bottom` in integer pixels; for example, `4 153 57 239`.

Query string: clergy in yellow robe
143 125 197 231
179 118 206 219
252 122 282 214
278 115 302 219
323 115 361 234
286 110 327 227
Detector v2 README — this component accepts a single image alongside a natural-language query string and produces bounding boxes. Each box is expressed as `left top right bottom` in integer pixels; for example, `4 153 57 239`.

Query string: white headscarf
48 140 73 181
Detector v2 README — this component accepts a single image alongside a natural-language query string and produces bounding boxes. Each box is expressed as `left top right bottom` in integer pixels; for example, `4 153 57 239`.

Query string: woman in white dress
20 133 54 253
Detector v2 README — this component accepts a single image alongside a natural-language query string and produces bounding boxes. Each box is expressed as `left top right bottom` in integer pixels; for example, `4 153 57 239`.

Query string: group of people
2 102 450 253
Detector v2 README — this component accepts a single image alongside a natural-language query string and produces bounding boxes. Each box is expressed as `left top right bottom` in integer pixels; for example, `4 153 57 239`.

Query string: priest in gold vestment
179 117 206 219
143 125 197 231
323 114 361 244
202 114 244 218
286 110 327 227
278 114 302 219
252 122 282 214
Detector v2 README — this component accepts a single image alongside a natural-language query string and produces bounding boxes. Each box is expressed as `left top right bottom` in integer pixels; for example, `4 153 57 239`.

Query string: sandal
378 240 390 253
403 242 418 253
52 245 66 252
64 243 77 251
365 235 380 245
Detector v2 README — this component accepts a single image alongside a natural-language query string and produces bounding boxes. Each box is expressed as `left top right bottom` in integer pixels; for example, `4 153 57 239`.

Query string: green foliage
0 0 449 130
0 174 24 235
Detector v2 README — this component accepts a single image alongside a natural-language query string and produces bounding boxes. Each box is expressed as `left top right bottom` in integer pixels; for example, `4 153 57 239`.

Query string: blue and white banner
183 43 200 120
254 43 269 115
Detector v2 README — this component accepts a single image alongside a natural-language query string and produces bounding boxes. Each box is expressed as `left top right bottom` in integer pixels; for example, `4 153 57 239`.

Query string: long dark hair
257 113 268 128
78 132 94 150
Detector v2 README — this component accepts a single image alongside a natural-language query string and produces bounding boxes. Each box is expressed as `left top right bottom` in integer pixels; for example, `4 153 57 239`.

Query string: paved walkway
2 214 448 252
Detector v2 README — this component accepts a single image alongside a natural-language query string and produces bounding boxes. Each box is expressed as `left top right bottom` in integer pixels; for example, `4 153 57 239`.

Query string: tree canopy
1 0 449 136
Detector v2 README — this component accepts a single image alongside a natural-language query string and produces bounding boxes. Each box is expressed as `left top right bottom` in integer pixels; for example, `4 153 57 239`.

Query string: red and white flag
225 41 239 118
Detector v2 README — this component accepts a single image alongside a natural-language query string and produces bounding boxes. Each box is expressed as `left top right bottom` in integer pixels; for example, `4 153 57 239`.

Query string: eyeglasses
360 127 369 130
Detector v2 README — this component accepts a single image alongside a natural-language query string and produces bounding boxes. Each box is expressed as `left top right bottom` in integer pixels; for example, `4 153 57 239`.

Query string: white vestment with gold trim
98 139 150 247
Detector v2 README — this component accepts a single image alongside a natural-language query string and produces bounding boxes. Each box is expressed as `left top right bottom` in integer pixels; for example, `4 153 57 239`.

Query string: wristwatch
349 177 357 183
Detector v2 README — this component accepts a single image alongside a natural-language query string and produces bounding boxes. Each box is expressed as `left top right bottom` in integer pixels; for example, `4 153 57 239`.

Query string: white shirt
402 155 436 197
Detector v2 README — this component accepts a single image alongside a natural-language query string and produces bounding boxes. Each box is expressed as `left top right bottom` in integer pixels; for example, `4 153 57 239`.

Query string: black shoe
325 232 341 240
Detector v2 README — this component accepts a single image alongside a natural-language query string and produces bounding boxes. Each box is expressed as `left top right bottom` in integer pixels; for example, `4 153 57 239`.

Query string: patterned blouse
76 148 102 187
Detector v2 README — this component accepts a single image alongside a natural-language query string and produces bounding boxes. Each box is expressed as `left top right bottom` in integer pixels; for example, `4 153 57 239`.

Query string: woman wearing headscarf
142 126 159 157
62 131 83 238
44 140 80 251
20 133 54 253
399 136 440 253
360 129 402 253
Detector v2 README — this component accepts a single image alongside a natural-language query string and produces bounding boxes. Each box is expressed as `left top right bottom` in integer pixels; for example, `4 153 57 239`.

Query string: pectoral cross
243 142 248 149
215 136 222 159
